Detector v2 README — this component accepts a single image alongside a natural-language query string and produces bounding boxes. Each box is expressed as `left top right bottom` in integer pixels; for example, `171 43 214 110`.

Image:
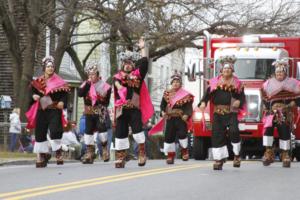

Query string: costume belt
40 102 59 110
166 109 183 118
123 102 138 109
271 103 289 113
214 105 230 115
84 105 103 115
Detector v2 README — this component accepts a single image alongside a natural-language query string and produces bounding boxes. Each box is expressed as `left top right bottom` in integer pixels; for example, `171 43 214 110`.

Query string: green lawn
0 151 35 159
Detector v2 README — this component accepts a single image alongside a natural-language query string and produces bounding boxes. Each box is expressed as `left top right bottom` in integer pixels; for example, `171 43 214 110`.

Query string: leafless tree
1 0 300 118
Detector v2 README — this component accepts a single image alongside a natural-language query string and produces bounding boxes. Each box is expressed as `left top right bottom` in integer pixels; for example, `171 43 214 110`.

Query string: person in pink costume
113 38 153 168
261 59 300 168
199 55 245 170
78 64 111 164
160 71 194 164
26 56 70 168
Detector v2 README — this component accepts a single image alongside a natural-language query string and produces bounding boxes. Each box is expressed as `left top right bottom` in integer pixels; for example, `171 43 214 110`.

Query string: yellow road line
5 164 208 200
0 163 207 199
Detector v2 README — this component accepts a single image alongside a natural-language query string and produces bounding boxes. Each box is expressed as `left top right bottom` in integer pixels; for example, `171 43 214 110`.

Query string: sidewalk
0 158 35 166
0 152 79 166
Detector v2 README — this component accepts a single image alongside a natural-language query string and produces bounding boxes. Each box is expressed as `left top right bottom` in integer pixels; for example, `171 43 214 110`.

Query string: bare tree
1 0 300 118
0 0 46 119
48 0 300 78
0 0 82 118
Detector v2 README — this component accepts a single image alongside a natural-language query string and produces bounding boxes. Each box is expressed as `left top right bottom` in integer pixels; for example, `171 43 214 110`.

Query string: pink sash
45 73 67 95
114 69 154 124
149 89 193 135
26 74 68 129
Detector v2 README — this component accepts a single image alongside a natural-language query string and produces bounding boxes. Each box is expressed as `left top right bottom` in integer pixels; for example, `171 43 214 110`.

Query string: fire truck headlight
193 112 202 121
193 112 210 122
249 102 258 110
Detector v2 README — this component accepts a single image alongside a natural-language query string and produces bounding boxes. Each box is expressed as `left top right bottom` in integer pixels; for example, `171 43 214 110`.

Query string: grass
0 151 35 159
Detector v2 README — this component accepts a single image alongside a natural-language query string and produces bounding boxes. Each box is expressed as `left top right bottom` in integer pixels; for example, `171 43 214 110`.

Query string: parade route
0 160 300 200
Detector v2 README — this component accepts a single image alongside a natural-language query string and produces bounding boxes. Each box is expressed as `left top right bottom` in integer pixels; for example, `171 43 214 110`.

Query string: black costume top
113 57 148 101
30 75 69 109
160 89 194 117
78 80 111 107
200 85 245 108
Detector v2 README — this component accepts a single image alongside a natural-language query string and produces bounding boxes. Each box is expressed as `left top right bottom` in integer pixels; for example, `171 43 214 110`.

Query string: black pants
35 109 63 142
115 108 143 139
164 117 187 143
85 114 107 135
264 123 290 140
211 113 240 148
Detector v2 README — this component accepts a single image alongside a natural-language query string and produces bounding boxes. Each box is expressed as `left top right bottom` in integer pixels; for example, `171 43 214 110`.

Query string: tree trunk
18 27 39 119
54 0 77 72
17 0 41 120
66 47 87 80
0 0 23 105
109 25 119 81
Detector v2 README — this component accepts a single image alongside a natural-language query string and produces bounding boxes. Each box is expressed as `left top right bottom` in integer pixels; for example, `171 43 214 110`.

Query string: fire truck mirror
187 63 196 81
297 62 300 80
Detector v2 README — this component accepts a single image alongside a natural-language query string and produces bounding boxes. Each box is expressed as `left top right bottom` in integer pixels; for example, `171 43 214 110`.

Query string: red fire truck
189 32 300 160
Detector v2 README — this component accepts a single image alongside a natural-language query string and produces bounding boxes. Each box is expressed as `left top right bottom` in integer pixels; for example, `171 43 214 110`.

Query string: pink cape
113 69 154 124
87 80 111 106
263 77 300 98
149 88 194 135
45 74 68 95
26 73 68 129
209 75 242 92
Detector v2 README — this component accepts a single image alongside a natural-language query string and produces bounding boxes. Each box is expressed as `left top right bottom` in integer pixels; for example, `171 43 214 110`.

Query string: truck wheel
193 136 208 160
293 146 300 161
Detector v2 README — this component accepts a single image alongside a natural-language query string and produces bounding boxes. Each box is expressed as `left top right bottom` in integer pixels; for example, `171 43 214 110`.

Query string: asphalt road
0 159 300 200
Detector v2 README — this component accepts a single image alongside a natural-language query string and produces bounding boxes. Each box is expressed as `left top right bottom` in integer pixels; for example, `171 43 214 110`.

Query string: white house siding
149 49 185 120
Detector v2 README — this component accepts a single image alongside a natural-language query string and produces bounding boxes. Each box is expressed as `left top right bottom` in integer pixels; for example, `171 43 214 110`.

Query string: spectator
79 114 86 137
19 133 33 153
9 108 21 152
78 114 87 157
62 121 82 160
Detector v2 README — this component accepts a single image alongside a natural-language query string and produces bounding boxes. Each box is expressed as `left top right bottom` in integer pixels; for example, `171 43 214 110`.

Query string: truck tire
193 136 208 160
293 146 300 161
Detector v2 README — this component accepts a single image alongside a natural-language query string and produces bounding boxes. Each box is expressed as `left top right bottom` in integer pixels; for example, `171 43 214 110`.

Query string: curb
0 159 80 166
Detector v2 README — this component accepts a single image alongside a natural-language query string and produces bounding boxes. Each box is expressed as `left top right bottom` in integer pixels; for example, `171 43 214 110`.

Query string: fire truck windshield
215 59 276 80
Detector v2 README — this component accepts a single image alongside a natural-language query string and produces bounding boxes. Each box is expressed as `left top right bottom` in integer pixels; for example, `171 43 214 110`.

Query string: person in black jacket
261 59 300 168
160 72 193 164
113 38 153 168
27 56 70 168
199 55 245 170
78 64 111 164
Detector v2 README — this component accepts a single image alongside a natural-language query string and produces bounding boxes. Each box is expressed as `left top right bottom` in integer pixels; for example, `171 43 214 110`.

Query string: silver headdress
84 63 99 74
170 70 183 84
219 55 236 72
119 50 141 62
42 56 55 67
272 58 289 73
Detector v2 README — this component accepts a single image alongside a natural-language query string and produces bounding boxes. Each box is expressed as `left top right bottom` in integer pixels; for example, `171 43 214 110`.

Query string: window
215 59 276 80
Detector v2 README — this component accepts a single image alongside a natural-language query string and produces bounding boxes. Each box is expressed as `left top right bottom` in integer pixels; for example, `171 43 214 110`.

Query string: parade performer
113 38 153 168
78 64 111 164
160 71 194 164
199 55 245 170
262 59 300 168
26 56 70 168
